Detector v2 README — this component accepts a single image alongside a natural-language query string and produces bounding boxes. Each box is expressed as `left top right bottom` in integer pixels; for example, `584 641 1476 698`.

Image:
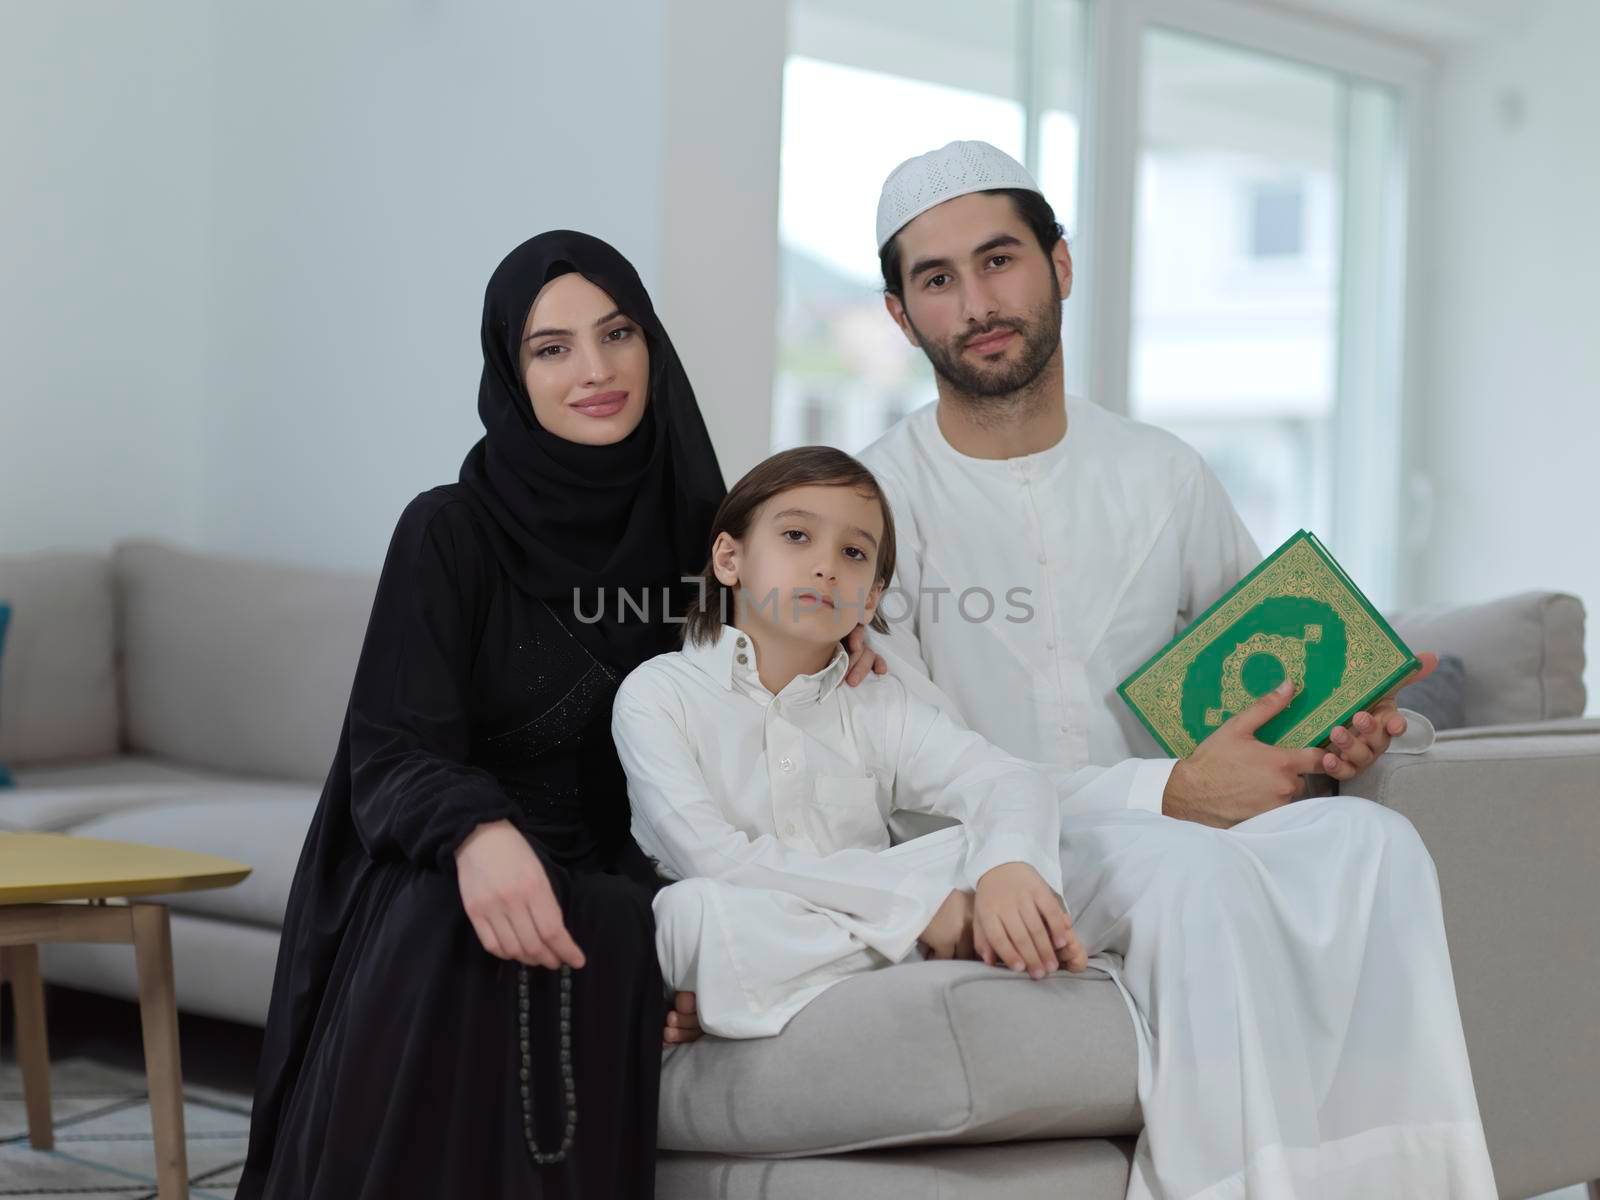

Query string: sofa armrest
1339 719 1600 1199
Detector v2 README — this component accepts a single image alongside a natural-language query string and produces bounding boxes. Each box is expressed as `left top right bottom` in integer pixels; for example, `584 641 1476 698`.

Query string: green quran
1117 530 1420 757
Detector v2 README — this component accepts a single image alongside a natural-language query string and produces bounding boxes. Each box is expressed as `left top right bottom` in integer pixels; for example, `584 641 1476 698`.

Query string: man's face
884 191 1072 399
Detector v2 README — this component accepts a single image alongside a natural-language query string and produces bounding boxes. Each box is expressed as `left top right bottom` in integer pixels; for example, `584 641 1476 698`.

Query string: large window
774 0 1420 605
773 0 1087 453
1129 28 1406 588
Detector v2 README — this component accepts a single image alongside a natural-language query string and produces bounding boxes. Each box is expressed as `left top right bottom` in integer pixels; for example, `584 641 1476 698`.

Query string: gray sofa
1 542 1595 1199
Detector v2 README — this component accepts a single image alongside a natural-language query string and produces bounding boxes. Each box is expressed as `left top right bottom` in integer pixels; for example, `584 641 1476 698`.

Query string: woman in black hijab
235 231 726 1199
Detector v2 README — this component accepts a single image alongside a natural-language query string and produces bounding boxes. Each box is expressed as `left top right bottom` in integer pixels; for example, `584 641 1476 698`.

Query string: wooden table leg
1 943 54 1149
130 904 188 1200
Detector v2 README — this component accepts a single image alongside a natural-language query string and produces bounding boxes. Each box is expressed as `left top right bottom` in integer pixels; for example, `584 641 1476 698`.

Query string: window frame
1075 0 1432 601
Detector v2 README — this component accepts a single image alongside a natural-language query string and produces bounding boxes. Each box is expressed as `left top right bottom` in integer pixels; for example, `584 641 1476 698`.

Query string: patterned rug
0 1057 248 1199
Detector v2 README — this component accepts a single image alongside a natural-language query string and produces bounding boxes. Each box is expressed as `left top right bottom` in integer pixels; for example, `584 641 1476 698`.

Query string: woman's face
518 273 650 445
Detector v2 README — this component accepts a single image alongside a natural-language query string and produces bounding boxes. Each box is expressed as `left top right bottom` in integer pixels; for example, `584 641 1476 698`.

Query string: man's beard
909 279 1063 401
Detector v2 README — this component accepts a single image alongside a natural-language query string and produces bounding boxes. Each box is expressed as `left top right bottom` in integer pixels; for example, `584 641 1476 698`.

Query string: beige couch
1 542 1595 1199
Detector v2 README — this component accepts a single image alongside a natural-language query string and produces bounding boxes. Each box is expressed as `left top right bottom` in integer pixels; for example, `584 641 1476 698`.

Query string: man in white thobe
855 140 1496 1199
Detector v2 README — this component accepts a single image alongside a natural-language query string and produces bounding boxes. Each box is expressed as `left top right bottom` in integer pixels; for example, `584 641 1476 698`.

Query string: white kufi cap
875 140 1042 251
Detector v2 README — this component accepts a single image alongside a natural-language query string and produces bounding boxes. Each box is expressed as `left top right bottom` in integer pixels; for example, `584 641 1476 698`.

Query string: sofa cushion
657 959 1140 1156
0 552 119 765
1394 652 1468 730
66 791 318 928
3 784 211 835
116 540 376 782
1338 718 1600 1199
9 754 228 791
1 756 233 832
1387 591 1586 726
658 1139 1136 1200
1434 716 1600 742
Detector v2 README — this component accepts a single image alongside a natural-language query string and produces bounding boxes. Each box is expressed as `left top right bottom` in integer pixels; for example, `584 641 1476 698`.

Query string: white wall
3 0 784 573
657 0 784 481
200 0 669 570
0 1 212 555
1416 0 1600 710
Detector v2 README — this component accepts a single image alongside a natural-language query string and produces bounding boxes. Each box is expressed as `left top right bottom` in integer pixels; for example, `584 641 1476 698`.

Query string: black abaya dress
236 488 669 1200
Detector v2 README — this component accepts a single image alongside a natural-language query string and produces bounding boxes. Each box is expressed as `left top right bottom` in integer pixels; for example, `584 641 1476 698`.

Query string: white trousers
656 795 1499 1198
1061 795 1498 1200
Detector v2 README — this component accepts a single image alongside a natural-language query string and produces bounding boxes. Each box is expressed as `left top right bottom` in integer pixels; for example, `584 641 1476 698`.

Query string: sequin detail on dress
478 601 621 824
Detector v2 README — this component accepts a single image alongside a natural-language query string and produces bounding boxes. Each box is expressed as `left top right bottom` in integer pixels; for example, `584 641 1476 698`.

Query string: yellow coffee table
0 832 251 1200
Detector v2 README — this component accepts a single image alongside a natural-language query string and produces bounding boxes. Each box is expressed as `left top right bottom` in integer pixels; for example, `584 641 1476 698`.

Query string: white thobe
856 395 1435 776
852 397 1491 1197
1059 796 1497 1198
611 623 1164 1039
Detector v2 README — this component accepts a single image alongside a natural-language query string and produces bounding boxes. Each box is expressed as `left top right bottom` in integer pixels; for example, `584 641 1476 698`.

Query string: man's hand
455 819 585 971
662 991 702 1046
1318 651 1437 781
918 888 976 960
842 623 890 687
1163 680 1327 829
974 862 1086 979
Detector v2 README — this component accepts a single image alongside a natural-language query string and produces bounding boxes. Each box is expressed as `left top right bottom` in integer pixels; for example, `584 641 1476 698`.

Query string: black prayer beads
517 962 576 1165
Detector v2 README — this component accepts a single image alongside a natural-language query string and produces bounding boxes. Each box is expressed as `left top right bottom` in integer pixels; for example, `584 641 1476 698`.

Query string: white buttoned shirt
612 624 1169 1035
859 396 1435 800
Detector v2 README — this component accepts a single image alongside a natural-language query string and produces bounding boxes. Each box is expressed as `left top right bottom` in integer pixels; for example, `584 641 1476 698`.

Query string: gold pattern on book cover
1123 539 1410 754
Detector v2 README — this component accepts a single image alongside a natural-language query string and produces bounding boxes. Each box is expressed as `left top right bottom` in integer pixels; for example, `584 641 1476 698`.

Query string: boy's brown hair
682 446 897 647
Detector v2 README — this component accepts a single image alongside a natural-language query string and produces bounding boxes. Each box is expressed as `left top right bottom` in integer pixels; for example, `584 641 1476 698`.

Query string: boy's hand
662 990 702 1046
917 889 976 960
975 862 1086 979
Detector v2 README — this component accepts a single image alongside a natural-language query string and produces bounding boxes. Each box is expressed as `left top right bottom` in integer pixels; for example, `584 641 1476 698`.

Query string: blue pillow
0 601 11 788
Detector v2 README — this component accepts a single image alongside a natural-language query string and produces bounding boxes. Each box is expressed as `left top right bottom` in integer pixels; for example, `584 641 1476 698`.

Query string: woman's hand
842 623 890 687
455 819 585 971
918 889 977 960
974 862 1086 979
662 991 703 1046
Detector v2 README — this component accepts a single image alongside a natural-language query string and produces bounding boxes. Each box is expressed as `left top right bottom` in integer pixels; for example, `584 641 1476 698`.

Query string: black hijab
457 231 725 671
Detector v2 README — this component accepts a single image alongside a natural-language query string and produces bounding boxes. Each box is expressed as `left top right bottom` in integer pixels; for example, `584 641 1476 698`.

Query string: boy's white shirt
613 622 1173 1037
